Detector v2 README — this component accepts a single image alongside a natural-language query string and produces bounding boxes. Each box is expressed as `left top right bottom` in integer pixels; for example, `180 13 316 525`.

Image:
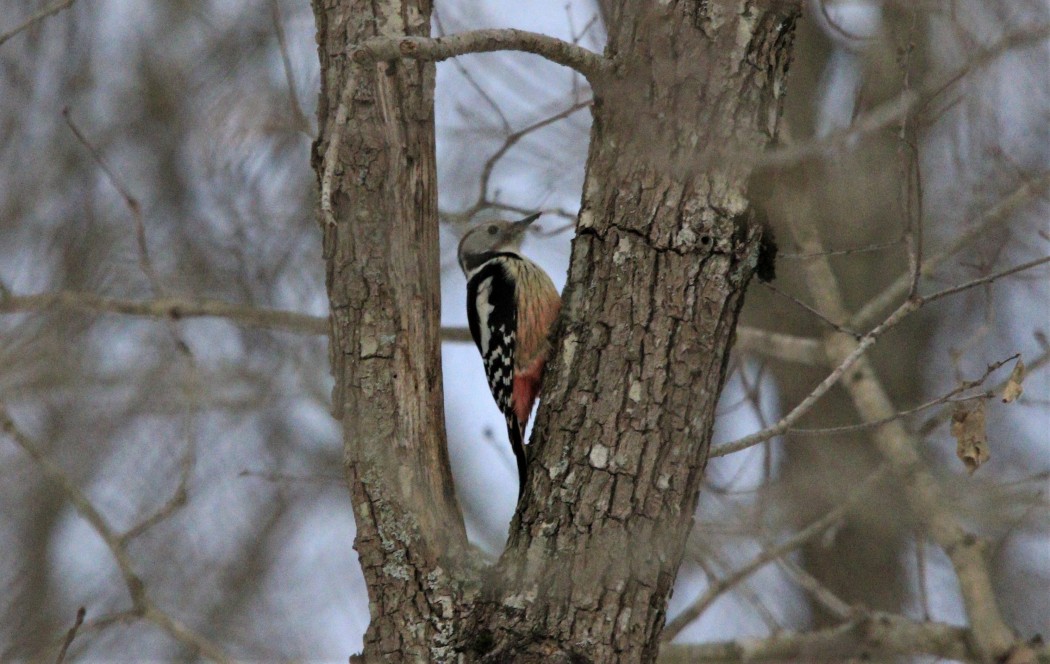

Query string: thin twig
54 606 85 664
758 25 1050 169
918 345 1050 436
432 9 511 134
776 557 854 621
0 0 76 47
851 171 1050 329
63 108 164 295
664 467 887 640
698 552 783 632
920 254 1050 304
270 0 310 136
713 250 1050 458
761 281 860 338
710 298 917 458
1 403 147 607
239 469 343 484
777 181 1022 660
788 353 1019 435
915 534 931 622
778 237 903 259
477 99 591 206
442 99 591 226
1 405 234 663
0 290 328 335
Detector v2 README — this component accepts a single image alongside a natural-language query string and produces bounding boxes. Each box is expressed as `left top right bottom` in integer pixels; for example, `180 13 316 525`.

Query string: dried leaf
951 401 989 475
1001 357 1026 403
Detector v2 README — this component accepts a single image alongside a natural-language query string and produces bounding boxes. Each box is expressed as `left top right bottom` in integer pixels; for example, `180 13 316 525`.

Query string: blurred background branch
0 0 1047 660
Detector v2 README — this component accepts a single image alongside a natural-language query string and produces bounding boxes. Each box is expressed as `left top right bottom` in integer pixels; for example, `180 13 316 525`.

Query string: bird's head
457 213 540 275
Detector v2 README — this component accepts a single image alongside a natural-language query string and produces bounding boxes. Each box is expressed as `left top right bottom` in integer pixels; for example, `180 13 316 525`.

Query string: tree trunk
312 1 800 661
476 4 799 661
311 0 470 659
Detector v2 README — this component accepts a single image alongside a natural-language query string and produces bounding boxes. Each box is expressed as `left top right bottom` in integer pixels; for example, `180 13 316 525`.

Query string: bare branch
713 234 1050 458
735 327 825 365
761 281 860 338
851 171 1050 329
63 108 165 296
779 237 903 259
441 97 590 226
664 467 888 640
476 99 591 207
789 353 1020 436
921 254 1050 304
710 298 918 458
777 187 1022 660
0 0 76 47
0 404 234 663
658 613 976 663
0 290 327 335
776 557 853 621
270 0 310 136
432 9 512 134
758 25 1050 169
352 29 608 84
441 326 472 343
54 607 85 664
1 403 147 608
918 346 1050 436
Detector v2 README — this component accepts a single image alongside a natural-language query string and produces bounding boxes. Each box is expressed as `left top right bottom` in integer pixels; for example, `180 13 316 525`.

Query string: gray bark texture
311 1 799 661
476 4 798 661
311 0 471 659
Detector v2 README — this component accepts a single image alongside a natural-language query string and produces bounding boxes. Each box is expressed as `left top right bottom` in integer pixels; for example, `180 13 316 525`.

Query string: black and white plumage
458 214 562 501
466 259 518 416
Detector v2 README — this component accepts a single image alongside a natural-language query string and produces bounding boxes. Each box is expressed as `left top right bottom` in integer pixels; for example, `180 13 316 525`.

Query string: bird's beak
513 213 542 234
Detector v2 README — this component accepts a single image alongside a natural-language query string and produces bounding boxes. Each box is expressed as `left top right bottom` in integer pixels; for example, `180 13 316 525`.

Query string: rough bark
313 0 799 661
311 0 470 659
475 3 799 661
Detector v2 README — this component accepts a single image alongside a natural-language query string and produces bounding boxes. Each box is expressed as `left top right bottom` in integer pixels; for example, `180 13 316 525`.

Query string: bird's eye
487 225 498 236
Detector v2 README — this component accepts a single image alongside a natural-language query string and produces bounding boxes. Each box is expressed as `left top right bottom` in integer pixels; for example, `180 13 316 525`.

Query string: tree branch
664 466 889 640
710 298 917 458
789 352 1020 436
0 0 76 47
849 172 1050 330
757 25 1050 169
712 242 1050 458
0 290 328 334
352 29 608 85
659 613 981 663
778 182 1025 661
0 404 234 663
1 292 831 370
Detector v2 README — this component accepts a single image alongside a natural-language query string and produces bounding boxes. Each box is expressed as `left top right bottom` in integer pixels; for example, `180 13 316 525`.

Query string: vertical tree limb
775 173 1024 662
476 4 801 661
310 1 470 659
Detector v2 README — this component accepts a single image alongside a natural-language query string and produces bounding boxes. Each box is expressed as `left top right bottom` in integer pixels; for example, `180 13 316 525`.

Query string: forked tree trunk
311 1 799 661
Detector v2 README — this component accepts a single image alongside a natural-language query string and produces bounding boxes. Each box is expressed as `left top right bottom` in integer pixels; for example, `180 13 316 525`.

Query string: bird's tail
507 418 527 501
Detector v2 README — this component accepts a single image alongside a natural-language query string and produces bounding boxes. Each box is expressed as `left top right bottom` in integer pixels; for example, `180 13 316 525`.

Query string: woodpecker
458 213 561 500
